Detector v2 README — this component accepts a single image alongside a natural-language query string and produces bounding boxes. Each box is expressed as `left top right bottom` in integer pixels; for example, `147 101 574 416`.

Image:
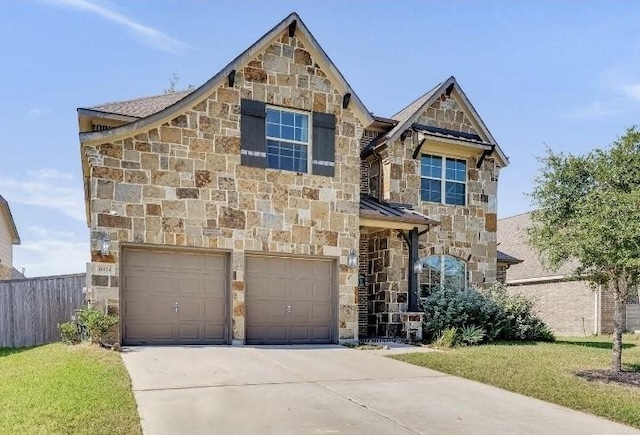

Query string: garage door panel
122 248 228 345
122 299 148 319
246 256 334 345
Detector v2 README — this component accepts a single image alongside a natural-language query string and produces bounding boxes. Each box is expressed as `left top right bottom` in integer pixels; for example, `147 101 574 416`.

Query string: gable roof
0 195 20 245
81 90 193 119
497 212 577 282
79 12 373 145
362 76 508 166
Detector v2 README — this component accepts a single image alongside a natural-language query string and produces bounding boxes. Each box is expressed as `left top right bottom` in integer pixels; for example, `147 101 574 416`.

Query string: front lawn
393 335 640 429
0 343 141 435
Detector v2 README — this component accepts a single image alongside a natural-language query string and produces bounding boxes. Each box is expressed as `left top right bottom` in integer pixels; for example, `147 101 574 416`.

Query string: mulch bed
576 369 640 388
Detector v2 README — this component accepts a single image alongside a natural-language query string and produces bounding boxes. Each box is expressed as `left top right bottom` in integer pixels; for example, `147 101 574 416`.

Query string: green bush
77 307 119 344
421 283 555 343
57 321 81 344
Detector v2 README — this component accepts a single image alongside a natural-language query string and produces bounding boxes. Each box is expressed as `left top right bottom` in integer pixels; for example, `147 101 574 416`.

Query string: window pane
420 255 467 293
421 178 441 202
266 123 279 138
445 158 466 181
281 126 295 140
266 109 280 123
445 181 465 205
281 111 295 127
421 155 442 179
266 140 308 173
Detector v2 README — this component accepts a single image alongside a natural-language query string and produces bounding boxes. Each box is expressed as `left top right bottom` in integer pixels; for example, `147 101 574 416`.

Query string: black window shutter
312 112 336 177
240 99 267 168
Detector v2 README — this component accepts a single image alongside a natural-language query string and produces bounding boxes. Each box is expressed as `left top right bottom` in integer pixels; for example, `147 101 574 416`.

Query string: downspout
595 285 601 335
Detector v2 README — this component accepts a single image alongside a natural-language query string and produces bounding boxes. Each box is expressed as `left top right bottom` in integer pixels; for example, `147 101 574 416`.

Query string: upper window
420 155 466 205
266 107 309 173
420 255 467 293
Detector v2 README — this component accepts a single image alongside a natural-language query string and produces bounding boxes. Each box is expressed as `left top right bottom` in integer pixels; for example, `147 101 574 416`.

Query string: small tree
529 127 640 372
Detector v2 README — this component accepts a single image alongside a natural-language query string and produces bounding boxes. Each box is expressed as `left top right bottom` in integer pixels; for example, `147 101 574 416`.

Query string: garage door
121 248 227 345
245 256 334 344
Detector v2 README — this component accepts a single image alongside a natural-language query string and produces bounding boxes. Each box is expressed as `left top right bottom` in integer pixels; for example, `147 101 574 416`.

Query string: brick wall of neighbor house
496 264 507 284
84 34 363 342
508 281 597 336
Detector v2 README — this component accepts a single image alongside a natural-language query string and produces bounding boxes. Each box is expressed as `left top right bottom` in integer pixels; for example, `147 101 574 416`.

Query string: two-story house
0 195 22 281
78 13 509 345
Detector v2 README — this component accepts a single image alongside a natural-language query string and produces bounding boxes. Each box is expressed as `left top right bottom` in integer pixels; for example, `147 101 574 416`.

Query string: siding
0 209 12 271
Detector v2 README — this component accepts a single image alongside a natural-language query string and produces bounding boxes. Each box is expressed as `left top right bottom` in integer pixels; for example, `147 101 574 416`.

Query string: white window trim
420 154 467 206
266 105 312 174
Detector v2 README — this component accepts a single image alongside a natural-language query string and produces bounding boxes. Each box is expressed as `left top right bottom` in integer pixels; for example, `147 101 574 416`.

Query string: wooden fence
627 304 640 332
0 274 86 348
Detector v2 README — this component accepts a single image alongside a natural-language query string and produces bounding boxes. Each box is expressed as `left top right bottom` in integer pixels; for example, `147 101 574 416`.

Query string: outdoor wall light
413 259 424 274
347 249 358 269
100 233 111 256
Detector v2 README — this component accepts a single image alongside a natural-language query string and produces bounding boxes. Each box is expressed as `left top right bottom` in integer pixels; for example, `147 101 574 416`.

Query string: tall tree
529 127 640 372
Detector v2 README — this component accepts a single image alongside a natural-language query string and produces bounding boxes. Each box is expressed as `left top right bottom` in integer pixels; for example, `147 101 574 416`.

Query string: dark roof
0 195 20 244
412 124 490 146
497 250 523 265
497 212 577 280
82 90 193 119
360 195 438 227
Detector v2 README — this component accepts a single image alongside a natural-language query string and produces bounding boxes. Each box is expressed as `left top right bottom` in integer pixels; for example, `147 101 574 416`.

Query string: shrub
458 325 486 346
77 307 119 344
434 327 458 348
57 321 81 344
421 283 555 343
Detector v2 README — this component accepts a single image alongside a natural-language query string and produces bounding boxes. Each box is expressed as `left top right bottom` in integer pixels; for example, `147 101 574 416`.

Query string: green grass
393 335 640 429
0 343 141 435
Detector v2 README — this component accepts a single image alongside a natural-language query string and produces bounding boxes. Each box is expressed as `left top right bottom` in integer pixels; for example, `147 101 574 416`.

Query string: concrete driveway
122 345 638 435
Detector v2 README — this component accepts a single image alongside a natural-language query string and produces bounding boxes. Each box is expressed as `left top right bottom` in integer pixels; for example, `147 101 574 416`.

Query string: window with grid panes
420 154 466 205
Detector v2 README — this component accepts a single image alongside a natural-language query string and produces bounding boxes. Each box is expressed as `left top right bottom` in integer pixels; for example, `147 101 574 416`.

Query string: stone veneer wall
0 264 11 281
83 32 363 343
359 92 499 339
367 229 408 337
379 143 499 287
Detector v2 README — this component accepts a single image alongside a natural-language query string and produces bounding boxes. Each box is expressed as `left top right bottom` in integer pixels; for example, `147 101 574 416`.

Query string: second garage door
121 248 228 345
245 256 335 344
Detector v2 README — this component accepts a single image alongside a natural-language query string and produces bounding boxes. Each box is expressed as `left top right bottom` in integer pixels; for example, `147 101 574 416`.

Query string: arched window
420 255 467 293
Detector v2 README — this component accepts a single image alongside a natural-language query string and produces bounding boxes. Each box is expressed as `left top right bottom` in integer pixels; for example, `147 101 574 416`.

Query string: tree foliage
529 127 640 372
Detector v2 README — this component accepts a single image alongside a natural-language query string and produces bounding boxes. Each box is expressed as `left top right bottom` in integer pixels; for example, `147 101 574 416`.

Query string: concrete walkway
121 345 639 435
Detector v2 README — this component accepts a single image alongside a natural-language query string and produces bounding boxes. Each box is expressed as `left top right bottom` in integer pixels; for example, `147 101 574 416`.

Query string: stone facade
0 264 11 281
358 94 500 337
84 33 363 342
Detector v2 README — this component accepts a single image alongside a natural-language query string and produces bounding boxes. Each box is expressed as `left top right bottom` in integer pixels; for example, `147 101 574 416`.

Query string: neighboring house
78 13 509 345
0 195 21 281
498 212 620 335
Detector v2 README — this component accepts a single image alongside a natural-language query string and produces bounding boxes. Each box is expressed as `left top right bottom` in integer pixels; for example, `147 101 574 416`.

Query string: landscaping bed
0 343 141 435
392 335 640 429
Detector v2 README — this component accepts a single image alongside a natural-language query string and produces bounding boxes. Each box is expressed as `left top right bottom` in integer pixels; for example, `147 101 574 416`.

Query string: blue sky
2 1 639 276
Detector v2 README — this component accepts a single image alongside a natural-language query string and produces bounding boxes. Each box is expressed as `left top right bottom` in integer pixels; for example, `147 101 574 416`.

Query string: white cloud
26 108 51 118
14 233 88 278
0 170 85 221
568 100 619 120
43 0 189 53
